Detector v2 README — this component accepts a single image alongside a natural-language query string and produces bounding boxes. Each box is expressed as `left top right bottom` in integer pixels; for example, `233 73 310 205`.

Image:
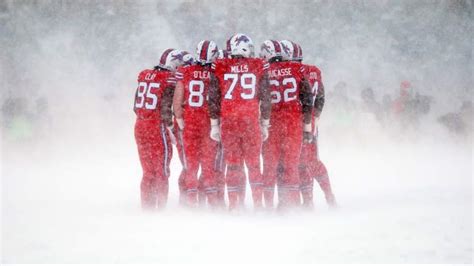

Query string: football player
133 48 182 210
209 33 271 211
261 40 313 209
171 51 197 206
214 48 247 209
173 41 221 208
292 43 337 208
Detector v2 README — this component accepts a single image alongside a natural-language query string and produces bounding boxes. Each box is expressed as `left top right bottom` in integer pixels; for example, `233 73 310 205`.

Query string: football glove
261 119 270 141
210 119 221 142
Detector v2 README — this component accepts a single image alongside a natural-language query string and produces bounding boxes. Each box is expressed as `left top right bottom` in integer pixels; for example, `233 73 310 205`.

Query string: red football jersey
175 64 212 120
303 64 323 106
133 69 176 121
304 64 323 133
211 58 269 119
267 61 306 113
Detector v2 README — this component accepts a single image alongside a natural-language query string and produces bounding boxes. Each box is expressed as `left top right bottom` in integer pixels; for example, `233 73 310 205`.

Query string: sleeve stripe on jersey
211 63 216 70
175 72 183 80
167 78 176 84
263 63 269 70
300 66 306 73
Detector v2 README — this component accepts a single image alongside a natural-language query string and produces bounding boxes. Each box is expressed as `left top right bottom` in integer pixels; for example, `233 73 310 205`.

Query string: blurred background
0 0 472 145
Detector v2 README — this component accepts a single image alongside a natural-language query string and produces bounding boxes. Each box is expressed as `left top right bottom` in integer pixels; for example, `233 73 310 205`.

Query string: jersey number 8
188 80 205 107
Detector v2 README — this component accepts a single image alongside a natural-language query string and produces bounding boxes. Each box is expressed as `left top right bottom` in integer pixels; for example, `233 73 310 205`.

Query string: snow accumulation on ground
2 125 472 264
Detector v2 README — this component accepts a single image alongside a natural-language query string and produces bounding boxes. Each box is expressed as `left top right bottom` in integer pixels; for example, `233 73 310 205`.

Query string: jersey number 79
223 73 256 100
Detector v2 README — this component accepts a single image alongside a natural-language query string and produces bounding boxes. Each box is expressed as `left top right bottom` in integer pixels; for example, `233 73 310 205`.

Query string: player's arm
314 74 325 118
208 72 222 141
300 79 313 124
258 72 271 141
133 86 139 114
172 81 185 129
133 75 141 114
208 73 221 119
258 73 271 120
160 85 175 127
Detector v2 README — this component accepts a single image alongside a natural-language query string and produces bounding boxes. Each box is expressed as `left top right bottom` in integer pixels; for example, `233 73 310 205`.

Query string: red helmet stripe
200 41 210 61
271 40 281 53
159 48 174 66
226 38 231 52
291 42 298 59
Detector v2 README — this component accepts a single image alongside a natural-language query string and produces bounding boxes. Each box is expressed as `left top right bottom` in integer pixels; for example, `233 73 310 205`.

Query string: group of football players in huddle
133 33 336 212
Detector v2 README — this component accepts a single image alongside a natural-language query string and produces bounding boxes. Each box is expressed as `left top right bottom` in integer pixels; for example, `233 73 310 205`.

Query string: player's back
134 69 175 121
267 61 306 114
176 64 212 122
303 64 322 106
212 57 268 120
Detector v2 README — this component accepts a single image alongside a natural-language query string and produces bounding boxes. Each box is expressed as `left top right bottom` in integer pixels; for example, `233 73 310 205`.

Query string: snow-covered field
2 125 472 263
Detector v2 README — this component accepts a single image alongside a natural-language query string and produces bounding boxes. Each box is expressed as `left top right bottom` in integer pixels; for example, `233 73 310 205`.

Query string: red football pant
174 120 187 206
135 120 172 210
299 131 335 206
221 117 263 209
263 113 302 209
213 143 226 207
179 119 219 208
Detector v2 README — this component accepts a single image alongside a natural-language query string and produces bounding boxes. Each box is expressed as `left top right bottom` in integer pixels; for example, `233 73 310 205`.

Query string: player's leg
299 141 316 208
276 161 284 204
153 124 173 209
178 170 186 206
175 128 187 206
279 121 303 210
200 133 220 208
241 119 264 210
181 126 201 208
314 160 337 207
235 156 246 207
262 125 280 209
135 122 158 209
313 132 337 207
221 119 244 210
214 143 226 207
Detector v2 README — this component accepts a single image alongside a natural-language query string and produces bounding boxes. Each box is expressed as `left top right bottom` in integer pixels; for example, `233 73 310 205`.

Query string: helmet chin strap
269 56 283 63
153 65 167 71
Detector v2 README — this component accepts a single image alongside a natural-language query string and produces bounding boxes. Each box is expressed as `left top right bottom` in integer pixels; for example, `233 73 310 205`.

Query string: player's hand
260 119 270 142
210 119 221 142
303 123 313 143
176 118 184 131
167 125 177 145
314 116 320 128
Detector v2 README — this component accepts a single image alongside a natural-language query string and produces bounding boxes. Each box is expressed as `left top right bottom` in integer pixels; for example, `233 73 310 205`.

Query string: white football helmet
157 48 184 71
293 42 303 61
259 40 282 61
196 40 219 64
181 51 196 66
227 33 254 58
280 40 296 61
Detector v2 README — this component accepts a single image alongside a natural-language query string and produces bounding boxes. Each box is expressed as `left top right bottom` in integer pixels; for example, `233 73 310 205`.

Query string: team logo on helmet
281 42 291 55
235 35 250 46
171 51 186 61
211 46 218 57
261 43 272 54
183 53 194 65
